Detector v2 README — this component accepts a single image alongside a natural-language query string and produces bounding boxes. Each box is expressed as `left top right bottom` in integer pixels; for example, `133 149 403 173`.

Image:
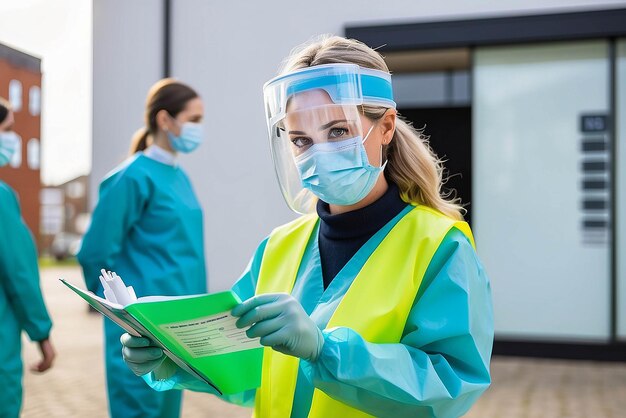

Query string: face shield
263 63 396 214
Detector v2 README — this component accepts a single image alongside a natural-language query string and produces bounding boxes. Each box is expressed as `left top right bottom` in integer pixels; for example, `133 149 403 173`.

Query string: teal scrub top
144 206 493 418
77 153 207 418
77 153 207 297
0 181 52 417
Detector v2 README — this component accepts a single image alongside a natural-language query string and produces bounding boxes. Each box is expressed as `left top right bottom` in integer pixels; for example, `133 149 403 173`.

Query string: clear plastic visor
263 63 395 213
269 100 364 213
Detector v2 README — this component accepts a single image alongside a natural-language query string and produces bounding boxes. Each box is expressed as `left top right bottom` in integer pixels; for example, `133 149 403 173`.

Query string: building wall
0 46 42 247
170 0 626 292
93 0 626 293
62 176 89 235
91 0 164 210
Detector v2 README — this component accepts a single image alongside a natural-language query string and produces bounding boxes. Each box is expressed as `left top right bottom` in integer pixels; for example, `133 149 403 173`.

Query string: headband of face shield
263 63 396 214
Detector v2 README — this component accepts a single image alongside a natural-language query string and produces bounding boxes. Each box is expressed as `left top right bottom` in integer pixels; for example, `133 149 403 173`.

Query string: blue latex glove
232 293 324 361
120 333 177 379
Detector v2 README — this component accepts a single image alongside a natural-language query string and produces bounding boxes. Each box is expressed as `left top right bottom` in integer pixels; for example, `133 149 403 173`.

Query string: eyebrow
319 119 347 131
288 119 348 135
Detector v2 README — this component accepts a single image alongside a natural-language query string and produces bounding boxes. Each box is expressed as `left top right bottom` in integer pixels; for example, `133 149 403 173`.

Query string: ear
380 109 396 145
155 109 171 132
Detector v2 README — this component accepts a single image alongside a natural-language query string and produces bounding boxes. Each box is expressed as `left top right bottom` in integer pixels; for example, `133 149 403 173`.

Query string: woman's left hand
232 293 324 362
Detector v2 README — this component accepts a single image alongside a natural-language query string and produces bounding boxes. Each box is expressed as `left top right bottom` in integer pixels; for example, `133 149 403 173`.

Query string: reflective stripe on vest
253 205 474 418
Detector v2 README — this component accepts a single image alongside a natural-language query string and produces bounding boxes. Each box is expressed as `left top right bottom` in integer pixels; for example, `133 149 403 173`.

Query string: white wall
170 0 626 291
93 0 626 292
91 0 164 207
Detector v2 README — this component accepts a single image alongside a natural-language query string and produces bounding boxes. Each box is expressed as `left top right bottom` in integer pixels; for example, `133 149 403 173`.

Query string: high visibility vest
253 205 474 418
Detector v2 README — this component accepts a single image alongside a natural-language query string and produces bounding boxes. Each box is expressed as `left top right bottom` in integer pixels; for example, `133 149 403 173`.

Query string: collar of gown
316 181 408 241
143 145 177 166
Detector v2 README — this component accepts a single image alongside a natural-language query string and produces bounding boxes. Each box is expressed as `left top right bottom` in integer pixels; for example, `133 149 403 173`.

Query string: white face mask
0 131 19 167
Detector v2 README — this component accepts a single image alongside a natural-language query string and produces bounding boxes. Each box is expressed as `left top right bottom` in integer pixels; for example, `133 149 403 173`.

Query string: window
29 86 41 116
9 80 22 111
27 138 40 170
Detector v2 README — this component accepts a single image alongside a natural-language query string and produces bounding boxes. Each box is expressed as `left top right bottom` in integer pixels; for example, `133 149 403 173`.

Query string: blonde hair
280 35 464 221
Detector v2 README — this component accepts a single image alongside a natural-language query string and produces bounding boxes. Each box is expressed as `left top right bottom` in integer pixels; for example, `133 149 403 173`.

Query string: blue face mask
0 131 19 167
294 126 386 206
167 122 203 153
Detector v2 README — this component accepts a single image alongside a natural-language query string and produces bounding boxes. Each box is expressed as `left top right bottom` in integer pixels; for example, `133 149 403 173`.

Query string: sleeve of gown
142 237 270 407
76 172 149 293
0 185 52 341
300 227 494 418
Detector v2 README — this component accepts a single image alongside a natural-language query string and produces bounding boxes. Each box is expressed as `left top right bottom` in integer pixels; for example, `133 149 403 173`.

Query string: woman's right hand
120 333 168 377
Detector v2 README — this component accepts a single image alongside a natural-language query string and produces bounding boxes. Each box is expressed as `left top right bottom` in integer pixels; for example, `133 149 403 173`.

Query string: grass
39 256 79 268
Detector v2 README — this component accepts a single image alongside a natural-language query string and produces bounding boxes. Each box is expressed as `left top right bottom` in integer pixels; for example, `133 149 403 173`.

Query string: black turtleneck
316 182 409 289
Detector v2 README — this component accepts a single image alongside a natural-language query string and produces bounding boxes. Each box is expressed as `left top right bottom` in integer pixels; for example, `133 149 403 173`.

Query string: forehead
284 102 351 131
286 89 334 113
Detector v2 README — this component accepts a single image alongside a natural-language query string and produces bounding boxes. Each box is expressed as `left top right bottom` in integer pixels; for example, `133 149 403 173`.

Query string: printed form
160 313 262 358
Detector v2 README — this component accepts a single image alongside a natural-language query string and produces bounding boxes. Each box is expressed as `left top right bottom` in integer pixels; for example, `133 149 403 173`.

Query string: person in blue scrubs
119 37 493 418
77 79 207 418
0 97 56 418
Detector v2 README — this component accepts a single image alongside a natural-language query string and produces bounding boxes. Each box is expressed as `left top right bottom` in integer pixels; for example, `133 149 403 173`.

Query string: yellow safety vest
253 205 474 418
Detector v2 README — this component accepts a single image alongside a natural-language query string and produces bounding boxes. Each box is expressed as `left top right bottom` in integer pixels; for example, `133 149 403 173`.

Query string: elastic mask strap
380 156 388 171
361 124 375 144
361 124 388 170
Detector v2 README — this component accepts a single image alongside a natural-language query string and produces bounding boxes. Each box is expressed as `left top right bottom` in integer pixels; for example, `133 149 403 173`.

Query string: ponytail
129 127 150 155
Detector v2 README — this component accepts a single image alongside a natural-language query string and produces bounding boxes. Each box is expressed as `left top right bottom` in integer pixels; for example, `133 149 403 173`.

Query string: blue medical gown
144 207 493 418
77 154 207 418
0 181 53 418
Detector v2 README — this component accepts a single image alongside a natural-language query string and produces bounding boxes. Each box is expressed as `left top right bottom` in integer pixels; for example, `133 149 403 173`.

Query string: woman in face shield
0 97 56 418
77 79 207 418
120 36 493 418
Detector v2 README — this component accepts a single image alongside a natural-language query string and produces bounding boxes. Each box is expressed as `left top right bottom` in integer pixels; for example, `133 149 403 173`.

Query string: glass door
473 41 611 341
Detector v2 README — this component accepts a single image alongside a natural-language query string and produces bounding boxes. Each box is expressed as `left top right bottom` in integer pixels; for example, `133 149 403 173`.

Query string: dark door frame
163 0 171 77
346 7 626 360
345 8 626 51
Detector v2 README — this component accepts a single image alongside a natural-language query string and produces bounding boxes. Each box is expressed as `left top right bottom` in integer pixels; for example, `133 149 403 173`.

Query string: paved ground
18 266 626 417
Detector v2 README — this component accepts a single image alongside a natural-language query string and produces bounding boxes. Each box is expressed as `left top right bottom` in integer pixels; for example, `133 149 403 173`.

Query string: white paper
159 312 261 358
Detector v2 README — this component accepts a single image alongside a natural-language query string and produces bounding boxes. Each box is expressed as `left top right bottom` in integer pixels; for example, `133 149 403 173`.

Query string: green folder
60 279 263 395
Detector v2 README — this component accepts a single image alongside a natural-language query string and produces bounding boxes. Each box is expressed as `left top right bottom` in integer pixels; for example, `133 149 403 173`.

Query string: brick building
0 42 42 248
